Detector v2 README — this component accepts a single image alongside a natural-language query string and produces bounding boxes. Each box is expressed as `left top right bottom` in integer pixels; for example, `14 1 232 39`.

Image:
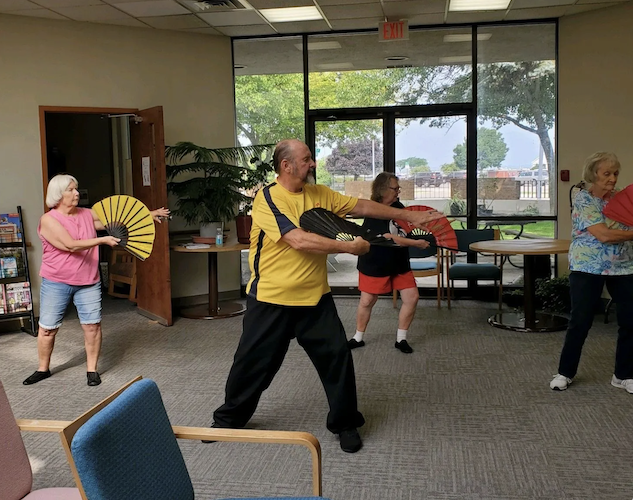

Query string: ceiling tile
214 24 276 35
247 0 313 7
382 0 446 17
511 0 575 7
317 0 380 4
33 0 102 7
407 12 445 25
197 10 266 25
273 19 331 33
139 13 208 28
329 16 382 29
576 0 627 3
115 0 188 17
565 2 618 14
99 15 149 25
6 8 68 18
53 3 135 19
505 5 567 19
320 3 384 19
0 0 41 11
181 26 224 35
445 10 504 23
103 0 162 3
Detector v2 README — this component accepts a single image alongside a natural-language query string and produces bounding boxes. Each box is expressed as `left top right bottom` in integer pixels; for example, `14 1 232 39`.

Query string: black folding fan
300 208 396 247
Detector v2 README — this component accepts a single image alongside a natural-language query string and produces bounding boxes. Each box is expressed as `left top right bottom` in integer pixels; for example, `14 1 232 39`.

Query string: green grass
449 220 555 239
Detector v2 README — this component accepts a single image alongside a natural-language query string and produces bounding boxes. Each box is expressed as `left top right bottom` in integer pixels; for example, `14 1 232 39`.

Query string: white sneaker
550 374 572 391
611 375 633 394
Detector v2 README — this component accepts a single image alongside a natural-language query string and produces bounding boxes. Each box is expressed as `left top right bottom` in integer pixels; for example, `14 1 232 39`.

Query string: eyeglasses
388 186 401 191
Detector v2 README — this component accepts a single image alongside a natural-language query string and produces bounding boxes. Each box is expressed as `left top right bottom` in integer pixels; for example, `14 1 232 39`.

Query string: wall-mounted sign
379 20 409 42
142 156 151 186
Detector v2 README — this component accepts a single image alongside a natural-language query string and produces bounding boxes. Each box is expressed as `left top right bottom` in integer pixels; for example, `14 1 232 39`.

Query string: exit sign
379 21 409 42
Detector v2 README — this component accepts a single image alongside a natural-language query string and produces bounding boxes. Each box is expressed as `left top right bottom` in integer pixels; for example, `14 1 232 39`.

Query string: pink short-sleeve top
38 208 100 286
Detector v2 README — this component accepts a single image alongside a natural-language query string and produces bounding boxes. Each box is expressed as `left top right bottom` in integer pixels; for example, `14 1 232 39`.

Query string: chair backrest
454 228 498 254
0 380 33 500
68 379 194 500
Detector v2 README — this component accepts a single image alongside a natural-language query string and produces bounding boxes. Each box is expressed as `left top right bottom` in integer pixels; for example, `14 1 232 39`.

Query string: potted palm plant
166 142 274 241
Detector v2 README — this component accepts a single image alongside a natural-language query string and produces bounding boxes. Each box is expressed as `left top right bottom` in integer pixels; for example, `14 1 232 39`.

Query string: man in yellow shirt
212 139 443 453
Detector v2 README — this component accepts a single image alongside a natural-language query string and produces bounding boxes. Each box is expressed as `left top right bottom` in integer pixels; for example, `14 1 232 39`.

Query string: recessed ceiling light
449 0 510 11
443 33 492 42
294 41 342 51
260 6 322 23
234 64 247 69
316 62 354 70
439 55 472 63
385 56 409 62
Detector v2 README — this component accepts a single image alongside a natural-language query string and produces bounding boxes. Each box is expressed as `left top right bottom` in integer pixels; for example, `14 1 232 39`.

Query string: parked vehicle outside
517 170 548 184
415 171 443 187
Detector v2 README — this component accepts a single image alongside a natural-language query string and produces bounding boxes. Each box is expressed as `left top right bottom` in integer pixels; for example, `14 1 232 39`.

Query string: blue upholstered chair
393 244 446 308
59 377 328 500
447 229 503 311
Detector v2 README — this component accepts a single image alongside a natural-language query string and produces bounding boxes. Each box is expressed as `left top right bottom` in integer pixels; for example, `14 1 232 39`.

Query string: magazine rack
0 206 36 336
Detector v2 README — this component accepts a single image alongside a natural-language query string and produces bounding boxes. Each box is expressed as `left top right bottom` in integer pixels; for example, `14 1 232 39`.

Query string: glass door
313 118 384 289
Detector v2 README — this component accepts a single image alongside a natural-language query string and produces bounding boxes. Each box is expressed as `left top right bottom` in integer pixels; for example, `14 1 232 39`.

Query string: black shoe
23 370 51 385
339 428 362 453
347 339 365 349
395 340 413 354
202 422 220 443
87 372 101 386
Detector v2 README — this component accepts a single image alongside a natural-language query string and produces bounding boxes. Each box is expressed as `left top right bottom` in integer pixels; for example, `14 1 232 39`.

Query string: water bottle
215 227 224 247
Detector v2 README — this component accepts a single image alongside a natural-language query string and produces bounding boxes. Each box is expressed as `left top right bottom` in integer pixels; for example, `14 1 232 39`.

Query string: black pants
213 293 365 434
558 272 633 379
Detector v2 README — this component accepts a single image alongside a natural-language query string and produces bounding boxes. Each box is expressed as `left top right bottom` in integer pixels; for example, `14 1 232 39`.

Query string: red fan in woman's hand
394 205 458 252
604 184 633 227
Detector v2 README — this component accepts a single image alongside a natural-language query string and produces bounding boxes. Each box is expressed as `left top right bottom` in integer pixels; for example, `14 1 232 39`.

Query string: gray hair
273 139 299 174
46 174 78 208
583 152 620 184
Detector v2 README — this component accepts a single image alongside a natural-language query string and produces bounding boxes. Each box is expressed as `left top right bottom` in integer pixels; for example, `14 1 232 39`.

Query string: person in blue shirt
551 152 633 391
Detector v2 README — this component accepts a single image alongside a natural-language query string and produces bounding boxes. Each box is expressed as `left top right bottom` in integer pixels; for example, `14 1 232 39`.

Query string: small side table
171 243 249 319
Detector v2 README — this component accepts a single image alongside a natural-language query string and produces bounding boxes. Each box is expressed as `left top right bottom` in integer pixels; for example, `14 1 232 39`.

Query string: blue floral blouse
569 189 633 275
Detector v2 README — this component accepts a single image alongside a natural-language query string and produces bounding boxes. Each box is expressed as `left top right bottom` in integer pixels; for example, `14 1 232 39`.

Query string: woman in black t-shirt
349 172 430 354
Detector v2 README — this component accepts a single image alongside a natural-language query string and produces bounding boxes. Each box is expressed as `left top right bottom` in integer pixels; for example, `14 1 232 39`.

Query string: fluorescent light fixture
443 33 492 42
449 0 510 11
316 62 354 70
260 6 322 23
439 55 472 63
294 41 342 51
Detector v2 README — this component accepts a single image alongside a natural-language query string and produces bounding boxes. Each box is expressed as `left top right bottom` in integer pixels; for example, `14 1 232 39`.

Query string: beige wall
0 14 237 309
558 2 633 270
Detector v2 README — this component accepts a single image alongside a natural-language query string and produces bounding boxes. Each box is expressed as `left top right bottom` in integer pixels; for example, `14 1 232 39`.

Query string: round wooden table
171 243 249 319
470 239 570 333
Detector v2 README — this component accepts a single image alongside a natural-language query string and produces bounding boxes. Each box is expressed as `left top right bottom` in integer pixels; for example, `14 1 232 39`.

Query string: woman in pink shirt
23 174 169 387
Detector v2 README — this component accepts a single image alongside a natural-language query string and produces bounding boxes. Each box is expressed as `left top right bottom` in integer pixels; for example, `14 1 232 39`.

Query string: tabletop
171 243 249 253
469 239 570 255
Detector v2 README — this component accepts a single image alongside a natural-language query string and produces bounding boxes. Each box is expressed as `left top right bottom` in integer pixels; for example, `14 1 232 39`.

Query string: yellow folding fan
92 195 155 261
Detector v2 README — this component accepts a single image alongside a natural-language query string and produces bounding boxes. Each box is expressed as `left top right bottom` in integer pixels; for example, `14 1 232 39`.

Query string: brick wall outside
450 178 520 200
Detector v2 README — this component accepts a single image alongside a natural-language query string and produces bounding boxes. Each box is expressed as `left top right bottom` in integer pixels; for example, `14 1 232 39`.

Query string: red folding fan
603 184 633 227
394 205 458 252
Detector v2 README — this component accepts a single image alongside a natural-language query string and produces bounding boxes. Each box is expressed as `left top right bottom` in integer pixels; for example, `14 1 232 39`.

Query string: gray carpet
1 296 633 499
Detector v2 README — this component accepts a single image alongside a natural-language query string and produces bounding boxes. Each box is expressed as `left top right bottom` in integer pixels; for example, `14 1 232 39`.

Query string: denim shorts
39 278 102 330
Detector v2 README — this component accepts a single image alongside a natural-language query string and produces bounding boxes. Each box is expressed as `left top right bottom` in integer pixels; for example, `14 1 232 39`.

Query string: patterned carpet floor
1 295 632 499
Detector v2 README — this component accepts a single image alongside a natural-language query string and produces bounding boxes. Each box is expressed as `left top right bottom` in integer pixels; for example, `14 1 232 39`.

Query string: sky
316 120 553 171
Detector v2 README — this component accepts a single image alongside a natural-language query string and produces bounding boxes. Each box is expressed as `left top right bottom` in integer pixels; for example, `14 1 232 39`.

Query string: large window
233 37 305 146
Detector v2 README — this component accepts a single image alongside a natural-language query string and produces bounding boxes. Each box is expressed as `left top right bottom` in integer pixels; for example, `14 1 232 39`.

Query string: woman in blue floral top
551 152 633 392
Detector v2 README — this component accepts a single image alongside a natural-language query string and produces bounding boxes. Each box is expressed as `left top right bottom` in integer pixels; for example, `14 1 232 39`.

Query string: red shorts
358 271 417 295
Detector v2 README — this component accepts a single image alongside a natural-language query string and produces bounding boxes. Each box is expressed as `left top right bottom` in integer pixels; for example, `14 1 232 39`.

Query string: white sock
396 329 408 343
353 330 364 342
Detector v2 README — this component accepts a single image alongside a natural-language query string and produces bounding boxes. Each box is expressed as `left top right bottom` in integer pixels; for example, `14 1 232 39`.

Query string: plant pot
235 215 252 244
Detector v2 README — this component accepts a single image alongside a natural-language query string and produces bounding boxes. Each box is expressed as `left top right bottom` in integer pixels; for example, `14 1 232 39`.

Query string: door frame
39 105 138 211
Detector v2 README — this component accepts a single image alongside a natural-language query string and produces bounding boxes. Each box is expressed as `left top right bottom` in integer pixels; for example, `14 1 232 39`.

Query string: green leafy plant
535 275 571 314
446 194 466 216
166 142 274 226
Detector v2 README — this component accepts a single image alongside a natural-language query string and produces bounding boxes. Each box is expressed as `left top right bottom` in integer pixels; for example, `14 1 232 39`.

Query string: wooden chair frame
393 249 448 309
17 377 324 498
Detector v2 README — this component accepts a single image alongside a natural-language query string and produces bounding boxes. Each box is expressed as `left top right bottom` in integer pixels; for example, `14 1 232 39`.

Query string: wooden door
130 106 172 326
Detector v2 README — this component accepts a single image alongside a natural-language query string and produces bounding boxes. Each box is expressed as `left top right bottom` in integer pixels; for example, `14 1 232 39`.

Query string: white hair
46 174 78 208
